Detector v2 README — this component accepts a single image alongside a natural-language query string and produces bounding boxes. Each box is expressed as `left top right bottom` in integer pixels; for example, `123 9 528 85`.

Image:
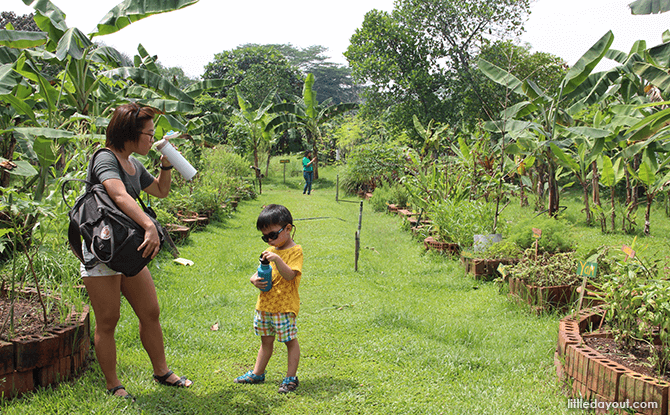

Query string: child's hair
256 204 293 230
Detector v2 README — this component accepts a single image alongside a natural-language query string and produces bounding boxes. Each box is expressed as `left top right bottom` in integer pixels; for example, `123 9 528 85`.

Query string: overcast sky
4 0 670 78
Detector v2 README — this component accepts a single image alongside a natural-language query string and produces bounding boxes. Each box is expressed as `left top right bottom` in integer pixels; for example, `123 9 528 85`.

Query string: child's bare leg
285 338 300 377
253 335 274 375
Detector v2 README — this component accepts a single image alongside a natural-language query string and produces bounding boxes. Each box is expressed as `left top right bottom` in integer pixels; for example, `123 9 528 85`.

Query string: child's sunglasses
261 226 284 242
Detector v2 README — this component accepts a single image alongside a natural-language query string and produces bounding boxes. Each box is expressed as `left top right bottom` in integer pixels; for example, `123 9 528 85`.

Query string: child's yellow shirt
256 244 303 315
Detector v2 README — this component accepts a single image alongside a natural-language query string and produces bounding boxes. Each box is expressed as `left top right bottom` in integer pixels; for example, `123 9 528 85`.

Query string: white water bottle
154 131 197 181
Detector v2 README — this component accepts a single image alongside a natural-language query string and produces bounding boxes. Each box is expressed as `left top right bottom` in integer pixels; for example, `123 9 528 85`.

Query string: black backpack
63 148 166 277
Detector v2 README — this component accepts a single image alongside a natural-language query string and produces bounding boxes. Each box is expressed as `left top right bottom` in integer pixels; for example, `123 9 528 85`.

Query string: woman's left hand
138 223 161 259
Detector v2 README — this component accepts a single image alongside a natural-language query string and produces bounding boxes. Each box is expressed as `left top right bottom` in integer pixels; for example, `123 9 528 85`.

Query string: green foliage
340 143 406 193
483 239 522 259
345 0 531 137
369 184 410 212
508 250 580 286
508 216 576 254
202 44 303 107
597 249 670 373
432 198 500 247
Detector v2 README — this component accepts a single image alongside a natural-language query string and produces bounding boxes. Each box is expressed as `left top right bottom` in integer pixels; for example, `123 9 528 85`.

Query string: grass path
1 167 573 414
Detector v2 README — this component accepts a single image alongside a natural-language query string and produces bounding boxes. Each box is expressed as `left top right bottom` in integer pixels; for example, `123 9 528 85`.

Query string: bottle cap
259 254 270 265
164 130 181 140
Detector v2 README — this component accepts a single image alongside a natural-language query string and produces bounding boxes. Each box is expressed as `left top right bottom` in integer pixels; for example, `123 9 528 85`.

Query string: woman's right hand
138 223 161 259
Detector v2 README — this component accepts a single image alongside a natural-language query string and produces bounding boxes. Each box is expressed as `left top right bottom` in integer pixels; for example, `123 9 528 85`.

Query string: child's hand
261 250 280 264
250 272 269 291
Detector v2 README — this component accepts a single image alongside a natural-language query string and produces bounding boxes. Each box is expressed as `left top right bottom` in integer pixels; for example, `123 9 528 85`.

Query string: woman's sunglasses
261 226 284 242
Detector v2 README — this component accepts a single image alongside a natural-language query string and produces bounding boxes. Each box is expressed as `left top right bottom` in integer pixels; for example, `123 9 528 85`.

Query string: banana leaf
629 0 670 14
102 67 194 105
562 31 614 96
0 30 47 49
55 27 92 61
92 0 200 37
477 58 524 95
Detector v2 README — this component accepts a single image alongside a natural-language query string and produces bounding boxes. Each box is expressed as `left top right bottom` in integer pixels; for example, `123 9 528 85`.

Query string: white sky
4 0 670 78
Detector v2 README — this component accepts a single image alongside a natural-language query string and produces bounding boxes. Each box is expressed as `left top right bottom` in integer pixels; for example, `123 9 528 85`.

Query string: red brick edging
557 308 670 415
0 296 90 399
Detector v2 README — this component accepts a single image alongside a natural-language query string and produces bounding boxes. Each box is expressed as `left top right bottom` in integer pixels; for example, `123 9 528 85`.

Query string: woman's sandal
107 385 136 402
153 370 193 387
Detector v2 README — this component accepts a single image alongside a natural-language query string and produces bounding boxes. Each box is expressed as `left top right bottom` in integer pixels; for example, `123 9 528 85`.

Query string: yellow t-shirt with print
255 244 303 315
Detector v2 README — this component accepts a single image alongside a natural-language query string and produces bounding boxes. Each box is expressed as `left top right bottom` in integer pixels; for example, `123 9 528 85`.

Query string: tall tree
345 0 530 139
240 43 361 104
202 44 302 108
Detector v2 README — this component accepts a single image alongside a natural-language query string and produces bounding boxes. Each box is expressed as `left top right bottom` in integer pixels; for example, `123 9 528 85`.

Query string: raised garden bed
461 254 518 280
423 236 460 256
507 276 576 313
557 308 670 415
165 224 190 242
0 290 90 399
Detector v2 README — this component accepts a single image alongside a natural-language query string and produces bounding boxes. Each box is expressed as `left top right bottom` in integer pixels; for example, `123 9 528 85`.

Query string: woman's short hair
257 204 293 230
304 150 312 157
106 103 157 151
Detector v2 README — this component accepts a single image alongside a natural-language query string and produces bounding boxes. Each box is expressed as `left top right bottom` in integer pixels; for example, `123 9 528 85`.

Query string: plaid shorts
253 310 297 342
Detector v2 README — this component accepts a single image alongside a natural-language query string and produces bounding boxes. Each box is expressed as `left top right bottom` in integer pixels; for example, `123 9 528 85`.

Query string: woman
302 150 316 195
81 103 192 401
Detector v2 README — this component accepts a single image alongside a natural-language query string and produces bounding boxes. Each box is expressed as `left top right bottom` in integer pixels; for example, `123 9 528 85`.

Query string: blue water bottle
258 254 273 292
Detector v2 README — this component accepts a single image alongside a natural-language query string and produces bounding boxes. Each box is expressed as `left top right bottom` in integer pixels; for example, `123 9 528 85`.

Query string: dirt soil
0 293 60 341
584 335 670 383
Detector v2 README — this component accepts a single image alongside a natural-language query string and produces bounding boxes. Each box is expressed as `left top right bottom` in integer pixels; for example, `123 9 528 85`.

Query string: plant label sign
622 244 635 261
279 159 291 163
577 261 598 278
532 228 542 239
575 260 597 313
496 263 508 278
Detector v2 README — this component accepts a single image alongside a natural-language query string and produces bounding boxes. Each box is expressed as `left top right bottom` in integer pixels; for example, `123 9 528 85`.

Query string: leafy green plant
594 247 670 375
431 198 501 247
507 250 579 287
340 143 406 193
482 240 522 260
508 215 576 254
369 184 409 212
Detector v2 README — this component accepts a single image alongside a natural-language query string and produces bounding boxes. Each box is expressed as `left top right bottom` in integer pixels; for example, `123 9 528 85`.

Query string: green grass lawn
5 165 669 414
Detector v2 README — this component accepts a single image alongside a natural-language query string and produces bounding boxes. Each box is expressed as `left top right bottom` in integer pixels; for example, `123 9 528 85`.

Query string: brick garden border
557 307 670 415
0 290 90 399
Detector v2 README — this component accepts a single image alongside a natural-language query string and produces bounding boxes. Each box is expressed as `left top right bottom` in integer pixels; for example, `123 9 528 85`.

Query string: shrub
508 215 575 254
483 239 522 259
508 250 579 286
340 143 406 194
431 199 502 248
369 184 410 212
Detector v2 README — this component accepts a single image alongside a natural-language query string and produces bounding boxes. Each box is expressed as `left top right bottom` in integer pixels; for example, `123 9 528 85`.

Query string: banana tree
550 127 610 226
479 31 614 217
628 150 670 235
265 73 358 179
230 87 277 194
599 154 626 231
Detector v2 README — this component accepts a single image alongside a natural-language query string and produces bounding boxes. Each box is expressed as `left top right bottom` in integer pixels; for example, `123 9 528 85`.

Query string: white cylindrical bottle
154 131 197 181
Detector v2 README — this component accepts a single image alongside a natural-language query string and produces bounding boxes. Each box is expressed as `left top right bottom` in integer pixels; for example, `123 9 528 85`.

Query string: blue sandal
234 370 265 384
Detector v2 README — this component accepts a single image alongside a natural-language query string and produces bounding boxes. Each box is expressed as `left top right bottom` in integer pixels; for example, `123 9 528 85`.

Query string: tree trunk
547 159 560 217
591 161 605 231
644 192 653 236
611 186 616 232
582 181 591 224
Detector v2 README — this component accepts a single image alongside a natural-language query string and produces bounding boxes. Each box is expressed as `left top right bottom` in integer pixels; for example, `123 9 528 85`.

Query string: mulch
584 335 670 383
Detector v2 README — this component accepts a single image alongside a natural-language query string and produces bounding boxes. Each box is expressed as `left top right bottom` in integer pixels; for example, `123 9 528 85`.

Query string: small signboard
532 228 542 239
279 159 291 164
577 260 598 278
622 244 635 261
576 260 598 313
